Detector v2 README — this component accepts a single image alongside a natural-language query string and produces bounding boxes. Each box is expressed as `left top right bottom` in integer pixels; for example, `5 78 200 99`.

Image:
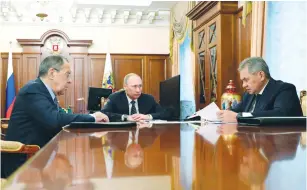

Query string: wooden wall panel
88 54 106 88
112 55 144 91
1 53 170 117
21 54 40 87
147 56 167 101
71 55 88 114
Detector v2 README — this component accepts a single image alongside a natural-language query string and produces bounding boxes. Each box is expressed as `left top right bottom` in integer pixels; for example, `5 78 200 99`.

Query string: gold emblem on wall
46 36 64 55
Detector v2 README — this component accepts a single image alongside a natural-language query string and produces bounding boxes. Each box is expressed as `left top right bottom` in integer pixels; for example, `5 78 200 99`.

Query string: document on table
187 102 221 122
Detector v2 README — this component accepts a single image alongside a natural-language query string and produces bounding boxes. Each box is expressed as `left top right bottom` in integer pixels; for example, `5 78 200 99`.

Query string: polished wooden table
3 123 306 190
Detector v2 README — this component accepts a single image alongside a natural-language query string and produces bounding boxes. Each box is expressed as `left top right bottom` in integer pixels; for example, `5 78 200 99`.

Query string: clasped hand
127 114 150 121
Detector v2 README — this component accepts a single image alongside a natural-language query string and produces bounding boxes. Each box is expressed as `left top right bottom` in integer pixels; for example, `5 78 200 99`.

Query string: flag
102 53 115 90
102 136 114 179
5 42 16 118
103 146 114 179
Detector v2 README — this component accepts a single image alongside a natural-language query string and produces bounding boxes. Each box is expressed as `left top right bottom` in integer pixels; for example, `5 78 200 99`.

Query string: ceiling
0 0 178 26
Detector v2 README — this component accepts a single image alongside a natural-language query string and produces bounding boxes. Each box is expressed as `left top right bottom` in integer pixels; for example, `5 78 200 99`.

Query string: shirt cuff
90 114 96 120
242 112 253 117
147 114 153 120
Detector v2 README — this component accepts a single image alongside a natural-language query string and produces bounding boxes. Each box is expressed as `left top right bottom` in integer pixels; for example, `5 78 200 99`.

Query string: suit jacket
5 78 95 147
2 78 94 178
101 90 169 121
231 78 303 117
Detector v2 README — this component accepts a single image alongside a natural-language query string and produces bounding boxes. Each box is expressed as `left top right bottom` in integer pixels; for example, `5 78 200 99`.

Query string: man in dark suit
102 73 169 121
2 55 108 178
217 57 303 122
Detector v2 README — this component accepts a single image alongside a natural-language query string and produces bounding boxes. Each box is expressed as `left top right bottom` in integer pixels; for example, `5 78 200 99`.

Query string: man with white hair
217 57 302 122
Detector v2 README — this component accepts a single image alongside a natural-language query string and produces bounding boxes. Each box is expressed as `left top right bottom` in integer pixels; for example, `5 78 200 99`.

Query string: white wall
264 2 307 94
0 24 170 54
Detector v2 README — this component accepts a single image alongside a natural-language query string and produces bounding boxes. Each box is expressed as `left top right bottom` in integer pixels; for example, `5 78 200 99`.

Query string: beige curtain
170 1 195 77
250 2 267 57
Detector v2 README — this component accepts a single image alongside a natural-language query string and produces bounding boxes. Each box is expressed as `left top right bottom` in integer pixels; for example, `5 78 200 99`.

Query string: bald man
101 73 169 122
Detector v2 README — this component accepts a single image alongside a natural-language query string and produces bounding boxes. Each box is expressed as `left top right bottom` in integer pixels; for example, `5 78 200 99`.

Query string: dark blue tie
131 100 137 115
54 97 59 111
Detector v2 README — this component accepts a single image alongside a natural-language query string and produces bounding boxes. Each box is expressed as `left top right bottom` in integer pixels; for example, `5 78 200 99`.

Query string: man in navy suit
102 73 169 122
217 57 303 122
2 55 109 178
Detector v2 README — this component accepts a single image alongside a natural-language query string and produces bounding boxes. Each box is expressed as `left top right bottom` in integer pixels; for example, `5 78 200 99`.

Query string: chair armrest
0 140 40 154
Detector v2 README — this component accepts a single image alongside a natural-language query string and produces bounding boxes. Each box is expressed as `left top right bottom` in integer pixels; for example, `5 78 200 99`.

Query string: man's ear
259 71 266 81
48 68 56 80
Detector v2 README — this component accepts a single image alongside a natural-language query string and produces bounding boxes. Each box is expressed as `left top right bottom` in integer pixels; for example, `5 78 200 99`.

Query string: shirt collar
41 78 56 100
258 80 269 95
126 94 138 104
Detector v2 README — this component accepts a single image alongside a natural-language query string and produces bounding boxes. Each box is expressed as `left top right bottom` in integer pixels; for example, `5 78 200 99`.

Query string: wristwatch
122 114 128 121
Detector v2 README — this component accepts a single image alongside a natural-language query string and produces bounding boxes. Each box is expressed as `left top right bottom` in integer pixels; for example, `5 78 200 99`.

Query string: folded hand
129 114 150 121
93 112 109 122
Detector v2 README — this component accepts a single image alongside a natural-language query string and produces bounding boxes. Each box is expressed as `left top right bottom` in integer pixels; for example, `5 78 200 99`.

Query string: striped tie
131 100 137 115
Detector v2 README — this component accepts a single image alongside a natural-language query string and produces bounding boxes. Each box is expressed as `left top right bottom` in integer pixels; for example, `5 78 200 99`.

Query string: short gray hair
238 57 271 79
123 73 141 85
38 55 68 77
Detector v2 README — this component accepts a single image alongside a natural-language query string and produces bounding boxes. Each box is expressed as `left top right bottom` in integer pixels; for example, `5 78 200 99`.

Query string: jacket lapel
36 78 55 104
137 94 145 114
254 79 275 111
244 94 255 112
121 91 130 114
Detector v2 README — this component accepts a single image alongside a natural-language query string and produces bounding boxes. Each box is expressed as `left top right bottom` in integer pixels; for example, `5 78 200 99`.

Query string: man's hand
128 114 151 121
92 112 109 122
216 110 238 123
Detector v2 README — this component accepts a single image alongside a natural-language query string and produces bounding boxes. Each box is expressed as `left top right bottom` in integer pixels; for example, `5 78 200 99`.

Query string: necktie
131 100 137 115
54 97 59 111
249 94 261 112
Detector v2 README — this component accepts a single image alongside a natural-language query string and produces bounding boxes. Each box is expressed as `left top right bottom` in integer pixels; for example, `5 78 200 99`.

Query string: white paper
148 120 204 124
187 102 221 122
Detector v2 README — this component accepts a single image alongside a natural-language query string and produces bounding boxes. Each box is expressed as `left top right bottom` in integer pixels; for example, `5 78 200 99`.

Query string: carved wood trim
186 1 218 20
187 1 238 21
17 29 92 47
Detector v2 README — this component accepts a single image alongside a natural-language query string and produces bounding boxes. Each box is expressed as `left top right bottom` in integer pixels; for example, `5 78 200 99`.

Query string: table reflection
3 123 306 190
